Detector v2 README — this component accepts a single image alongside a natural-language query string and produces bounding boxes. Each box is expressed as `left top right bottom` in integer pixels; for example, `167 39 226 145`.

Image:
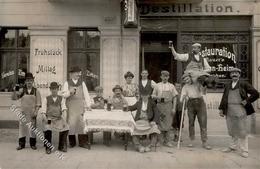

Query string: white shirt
62 79 91 108
180 83 205 102
174 53 211 72
232 80 239 89
141 100 148 111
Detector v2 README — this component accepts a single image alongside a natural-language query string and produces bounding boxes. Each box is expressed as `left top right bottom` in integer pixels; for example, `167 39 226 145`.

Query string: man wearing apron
13 72 42 150
219 68 259 158
63 66 92 149
42 82 69 154
152 71 178 147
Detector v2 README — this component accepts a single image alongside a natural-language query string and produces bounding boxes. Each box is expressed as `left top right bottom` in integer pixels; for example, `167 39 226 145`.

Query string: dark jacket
128 98 160 124
219 80 259 115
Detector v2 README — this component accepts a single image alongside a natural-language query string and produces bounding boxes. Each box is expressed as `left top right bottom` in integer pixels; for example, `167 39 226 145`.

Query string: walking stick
177 98 187 149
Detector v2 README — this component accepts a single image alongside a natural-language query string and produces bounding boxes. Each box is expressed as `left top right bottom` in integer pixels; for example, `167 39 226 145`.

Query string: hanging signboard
30 37 64 98
123 0 138 28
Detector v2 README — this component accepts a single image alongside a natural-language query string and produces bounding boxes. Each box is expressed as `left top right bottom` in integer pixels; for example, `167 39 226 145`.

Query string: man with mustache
219 67 259 158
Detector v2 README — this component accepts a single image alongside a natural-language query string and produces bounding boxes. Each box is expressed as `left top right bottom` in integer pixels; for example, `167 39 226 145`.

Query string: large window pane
0 29 16 48
18 30 30 48
86 31 100 49
68 30 84 49
0 52 16 91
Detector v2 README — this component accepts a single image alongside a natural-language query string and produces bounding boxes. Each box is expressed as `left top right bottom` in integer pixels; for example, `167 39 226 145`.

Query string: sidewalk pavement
0 128 259 169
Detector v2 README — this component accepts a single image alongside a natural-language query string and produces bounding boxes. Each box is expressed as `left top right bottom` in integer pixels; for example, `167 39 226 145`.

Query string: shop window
0 28 29 92
68 29 100 91
180 32 251 89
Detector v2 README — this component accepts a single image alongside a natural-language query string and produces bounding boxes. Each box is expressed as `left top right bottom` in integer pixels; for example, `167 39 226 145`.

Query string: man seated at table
110 85 128 110
91 86 106 109
128 93 161 153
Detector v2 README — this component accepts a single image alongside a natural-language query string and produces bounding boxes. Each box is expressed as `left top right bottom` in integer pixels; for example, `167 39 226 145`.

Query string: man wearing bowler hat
219 67 259 158
13 72 42 150
62 66 92 149
42 82 69 154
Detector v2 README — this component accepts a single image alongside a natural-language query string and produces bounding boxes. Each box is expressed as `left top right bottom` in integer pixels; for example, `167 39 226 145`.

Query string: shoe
137 146 145 153
79 144 89 149
16 145 25 150
202 142 212 150
46 148 51 154
222 147 234 153
165 142 174 147
240 151 248 158
144 146 151 152
31 146 37 150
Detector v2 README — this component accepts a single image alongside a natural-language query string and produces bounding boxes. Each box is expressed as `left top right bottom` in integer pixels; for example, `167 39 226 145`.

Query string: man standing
139 70 156 97
180 74 211 150
152 71 177 147
63 66 92 149
13 72 41 150
219 67 259 158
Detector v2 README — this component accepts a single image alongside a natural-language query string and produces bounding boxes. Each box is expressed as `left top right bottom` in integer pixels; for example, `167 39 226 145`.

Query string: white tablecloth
83 110 136 135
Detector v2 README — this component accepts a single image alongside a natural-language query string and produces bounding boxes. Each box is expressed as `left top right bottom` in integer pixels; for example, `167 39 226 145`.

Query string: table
83 109 136 150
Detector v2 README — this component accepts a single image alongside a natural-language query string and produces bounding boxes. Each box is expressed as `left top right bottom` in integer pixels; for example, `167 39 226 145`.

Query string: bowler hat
124 71 134 79
49 82 59 89
229 67 241 73
25 72 34 80
112 85 123 92
69 66 81 73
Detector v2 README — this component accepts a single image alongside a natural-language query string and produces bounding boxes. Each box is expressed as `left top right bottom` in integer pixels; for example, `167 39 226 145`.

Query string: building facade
0 0 260 123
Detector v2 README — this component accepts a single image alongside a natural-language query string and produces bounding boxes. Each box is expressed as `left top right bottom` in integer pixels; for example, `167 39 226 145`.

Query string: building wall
0 0 260 123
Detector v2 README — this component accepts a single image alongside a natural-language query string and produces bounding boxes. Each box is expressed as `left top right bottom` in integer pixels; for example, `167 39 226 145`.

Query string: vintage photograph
0 0 260 169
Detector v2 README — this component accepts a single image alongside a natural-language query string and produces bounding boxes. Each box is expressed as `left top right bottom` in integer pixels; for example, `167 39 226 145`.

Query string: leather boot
16 137 26 150
44 130 52 154
78 134 89 149
30 137 37 150
59 130 68 152
68 135 76 148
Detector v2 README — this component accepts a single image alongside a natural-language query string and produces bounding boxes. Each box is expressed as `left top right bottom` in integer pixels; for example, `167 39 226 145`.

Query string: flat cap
161 70 170 76
229 67 241 73
192 43 202 48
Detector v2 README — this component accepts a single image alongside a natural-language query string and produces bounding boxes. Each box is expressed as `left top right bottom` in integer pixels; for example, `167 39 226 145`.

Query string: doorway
141 32 177 83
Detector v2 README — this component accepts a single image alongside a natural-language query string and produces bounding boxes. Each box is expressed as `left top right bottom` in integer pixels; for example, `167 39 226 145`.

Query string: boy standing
13 72 41 150
42 82 69 154
152 71 178 147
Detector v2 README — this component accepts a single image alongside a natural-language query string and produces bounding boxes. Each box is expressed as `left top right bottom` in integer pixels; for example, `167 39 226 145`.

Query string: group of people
12 42 259 158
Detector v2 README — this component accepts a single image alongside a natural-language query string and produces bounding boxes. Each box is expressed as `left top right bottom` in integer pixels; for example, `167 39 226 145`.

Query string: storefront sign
123 0 138 27
200 44 237 79
31 38 64 97
139 1 255 16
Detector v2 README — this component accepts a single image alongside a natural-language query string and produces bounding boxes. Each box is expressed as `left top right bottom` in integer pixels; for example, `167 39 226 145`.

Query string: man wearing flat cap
62 66 92 149
152 71 178 147
169 42 214 87
219 67 259 158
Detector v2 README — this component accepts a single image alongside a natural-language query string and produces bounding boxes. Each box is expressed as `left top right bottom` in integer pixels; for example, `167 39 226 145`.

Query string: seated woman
128 93 161 153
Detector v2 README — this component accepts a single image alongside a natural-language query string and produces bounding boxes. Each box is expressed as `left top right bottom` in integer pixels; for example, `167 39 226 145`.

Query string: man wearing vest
139 70 156 97
169 43 215 87
219 67 259 158
42 82 69 154
13 72 42 150
62 66 92 149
